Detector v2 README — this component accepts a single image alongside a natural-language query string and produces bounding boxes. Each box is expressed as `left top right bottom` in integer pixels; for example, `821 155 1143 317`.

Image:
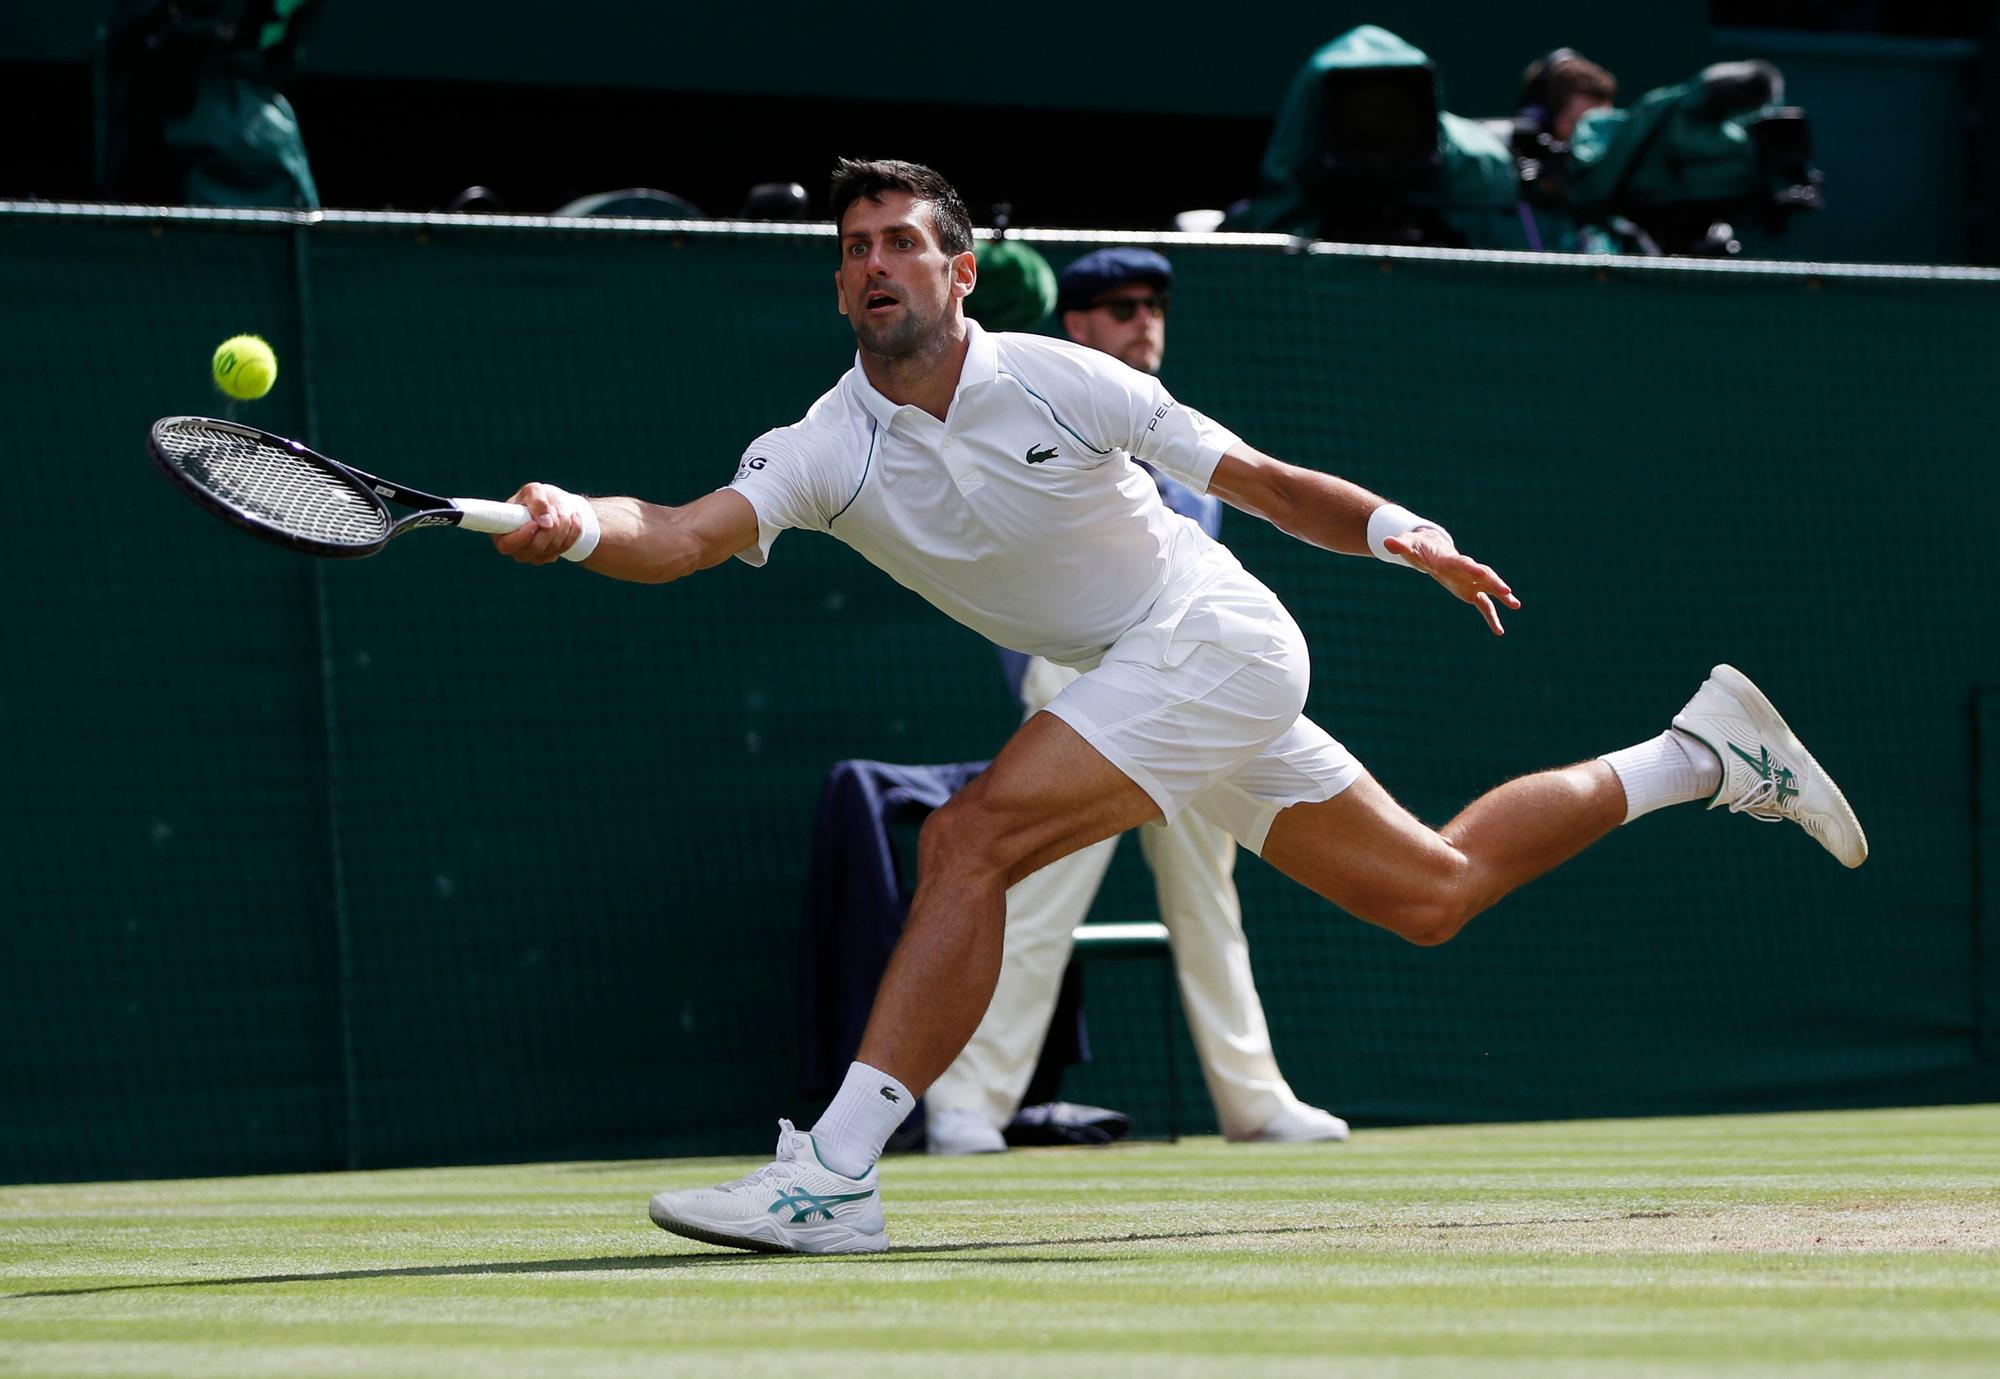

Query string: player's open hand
493 483 585 564
1383 529 1521 636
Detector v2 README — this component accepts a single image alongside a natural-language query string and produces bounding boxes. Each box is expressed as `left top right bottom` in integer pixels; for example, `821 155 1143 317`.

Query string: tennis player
492 158 1867 1256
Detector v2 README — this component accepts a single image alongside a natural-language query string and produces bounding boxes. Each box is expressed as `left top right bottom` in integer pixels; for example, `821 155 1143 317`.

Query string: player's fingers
492 522 538 556
1471 571 1520 611
1445 555 1520 610
1475 591 1505 636
528 527 567 564
528 525 572 564
505 483 552 515
1438 551 1487 581
520 484 564 528
502 518 559 559
525 511 580 564
495 524 544 562
493 484 569 561
1481 572 1519 609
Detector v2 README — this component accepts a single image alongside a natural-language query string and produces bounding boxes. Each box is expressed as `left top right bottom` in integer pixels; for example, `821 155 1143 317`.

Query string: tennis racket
148 416 584 561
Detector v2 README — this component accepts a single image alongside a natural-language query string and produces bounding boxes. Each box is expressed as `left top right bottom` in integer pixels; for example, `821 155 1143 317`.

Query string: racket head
148 416 393 558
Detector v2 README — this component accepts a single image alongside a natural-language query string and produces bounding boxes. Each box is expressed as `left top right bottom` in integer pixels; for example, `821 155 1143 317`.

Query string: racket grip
454 495 599 563
454 499 532 534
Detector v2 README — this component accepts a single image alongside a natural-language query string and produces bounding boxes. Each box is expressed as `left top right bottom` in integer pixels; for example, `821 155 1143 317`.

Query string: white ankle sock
809 1062 914 1178
1600 730 1722 823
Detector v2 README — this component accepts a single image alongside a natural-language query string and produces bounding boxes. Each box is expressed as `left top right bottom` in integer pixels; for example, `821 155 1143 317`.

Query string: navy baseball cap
1057 247 1174 315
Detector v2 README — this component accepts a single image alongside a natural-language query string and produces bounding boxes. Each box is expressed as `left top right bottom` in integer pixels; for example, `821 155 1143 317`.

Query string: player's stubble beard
850 288 956 373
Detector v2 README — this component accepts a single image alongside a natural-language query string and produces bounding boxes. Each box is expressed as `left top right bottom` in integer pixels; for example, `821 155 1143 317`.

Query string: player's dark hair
829 158 975 259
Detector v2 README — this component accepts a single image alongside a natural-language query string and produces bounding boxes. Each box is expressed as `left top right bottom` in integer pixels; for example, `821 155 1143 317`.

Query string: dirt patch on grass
1392 1201 2000 1254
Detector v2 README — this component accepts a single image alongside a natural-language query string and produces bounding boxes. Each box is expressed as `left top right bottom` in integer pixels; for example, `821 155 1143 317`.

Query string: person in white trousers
924 248 1349 1153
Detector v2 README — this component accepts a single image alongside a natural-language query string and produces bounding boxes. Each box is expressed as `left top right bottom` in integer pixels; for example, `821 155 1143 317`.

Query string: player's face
1062 283 1168 374
835 192 971 358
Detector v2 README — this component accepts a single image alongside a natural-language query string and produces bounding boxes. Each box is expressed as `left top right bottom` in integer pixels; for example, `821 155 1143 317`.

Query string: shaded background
2 2 1997 261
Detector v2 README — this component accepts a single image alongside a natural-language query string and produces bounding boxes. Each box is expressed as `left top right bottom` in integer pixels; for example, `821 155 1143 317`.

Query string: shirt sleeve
1039 341 1241 493
723 428 845 567
1136 395 1238 493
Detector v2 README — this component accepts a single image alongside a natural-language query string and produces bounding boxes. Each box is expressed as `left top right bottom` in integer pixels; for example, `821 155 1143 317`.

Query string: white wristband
545 486 601 563
1366 502 1449 569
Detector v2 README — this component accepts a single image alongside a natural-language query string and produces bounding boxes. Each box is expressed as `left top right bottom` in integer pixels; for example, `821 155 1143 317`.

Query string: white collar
848 318 998 428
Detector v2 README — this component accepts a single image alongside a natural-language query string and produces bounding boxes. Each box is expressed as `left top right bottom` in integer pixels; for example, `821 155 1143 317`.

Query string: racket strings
157 422 389 546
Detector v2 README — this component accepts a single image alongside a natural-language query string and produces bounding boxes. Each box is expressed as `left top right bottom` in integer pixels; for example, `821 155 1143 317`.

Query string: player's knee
1390 897 1476 947
1340 871 1479 947
917 794 1014 881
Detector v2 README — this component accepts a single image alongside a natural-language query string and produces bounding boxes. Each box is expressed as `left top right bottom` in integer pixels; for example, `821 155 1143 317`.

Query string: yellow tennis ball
212 334 278 401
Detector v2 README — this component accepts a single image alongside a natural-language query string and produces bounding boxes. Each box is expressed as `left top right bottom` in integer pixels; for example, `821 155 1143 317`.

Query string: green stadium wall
2 206 1996 1184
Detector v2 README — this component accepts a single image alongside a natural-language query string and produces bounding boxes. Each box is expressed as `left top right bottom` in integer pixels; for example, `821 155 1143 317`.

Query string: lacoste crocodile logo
1025 444 1059 464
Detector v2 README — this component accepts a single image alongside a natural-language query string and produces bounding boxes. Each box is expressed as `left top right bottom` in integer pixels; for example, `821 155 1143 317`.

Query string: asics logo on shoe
1025 444 1058 464
879 1086 901 1104
766 1187 877 1223
1728 742 1799 806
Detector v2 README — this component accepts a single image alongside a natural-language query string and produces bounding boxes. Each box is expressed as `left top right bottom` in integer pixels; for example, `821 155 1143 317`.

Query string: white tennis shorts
1043 563 1363 854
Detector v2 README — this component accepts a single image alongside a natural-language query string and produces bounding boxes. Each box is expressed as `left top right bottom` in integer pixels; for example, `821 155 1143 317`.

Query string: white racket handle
453 495 599 562
453 498 530 533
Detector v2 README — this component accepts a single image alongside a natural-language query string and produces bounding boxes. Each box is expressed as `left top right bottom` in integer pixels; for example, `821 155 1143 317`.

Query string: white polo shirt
727 321 1244 667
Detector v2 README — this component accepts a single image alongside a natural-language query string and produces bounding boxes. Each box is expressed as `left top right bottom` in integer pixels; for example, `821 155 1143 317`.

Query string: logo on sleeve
734 455 770 482
1024 443 1059 465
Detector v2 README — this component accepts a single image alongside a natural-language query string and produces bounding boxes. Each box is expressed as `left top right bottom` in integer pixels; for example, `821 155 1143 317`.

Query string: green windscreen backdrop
2 205 1995 1183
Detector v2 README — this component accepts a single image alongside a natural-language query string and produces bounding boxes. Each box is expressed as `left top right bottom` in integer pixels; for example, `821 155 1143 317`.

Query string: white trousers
926 657 1318 1139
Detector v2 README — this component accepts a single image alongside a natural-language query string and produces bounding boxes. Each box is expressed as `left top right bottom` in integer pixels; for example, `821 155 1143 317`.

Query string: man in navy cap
1056 246 1174 374
923 245 1354 1155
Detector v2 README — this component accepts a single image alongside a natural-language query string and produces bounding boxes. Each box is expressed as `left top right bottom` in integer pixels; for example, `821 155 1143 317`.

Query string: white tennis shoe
1670 663 1868 868
647 1119 887 1254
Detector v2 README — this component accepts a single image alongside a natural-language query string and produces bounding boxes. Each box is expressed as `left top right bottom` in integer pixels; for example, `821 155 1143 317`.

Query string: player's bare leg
1263 663 1868 946
1260 764 1626 947
854 710 1159 1091
647 710 1156 1256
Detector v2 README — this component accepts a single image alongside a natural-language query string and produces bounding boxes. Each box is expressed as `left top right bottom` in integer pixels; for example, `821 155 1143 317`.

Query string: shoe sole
1688 663 1868 868
647 1199 888 1255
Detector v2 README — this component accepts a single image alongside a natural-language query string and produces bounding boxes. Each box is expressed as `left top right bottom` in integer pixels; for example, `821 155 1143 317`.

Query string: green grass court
3 1105 1996 1377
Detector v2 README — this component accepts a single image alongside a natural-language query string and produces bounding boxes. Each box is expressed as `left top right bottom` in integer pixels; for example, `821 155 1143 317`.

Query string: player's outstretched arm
1207 443 1379 555
1207 443 1520 636
492 485 759 584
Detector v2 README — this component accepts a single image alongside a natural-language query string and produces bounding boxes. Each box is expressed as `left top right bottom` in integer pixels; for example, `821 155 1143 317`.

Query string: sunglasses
1086 293 1170 322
